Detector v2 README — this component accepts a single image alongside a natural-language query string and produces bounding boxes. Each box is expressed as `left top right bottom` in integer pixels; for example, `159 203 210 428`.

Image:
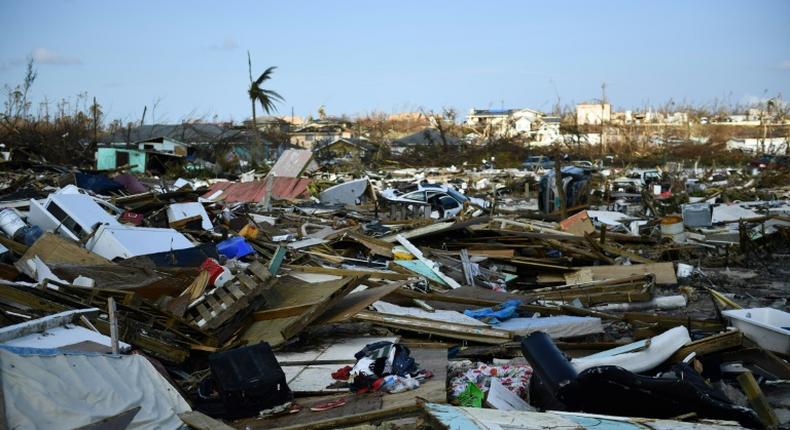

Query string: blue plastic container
216 236 255 259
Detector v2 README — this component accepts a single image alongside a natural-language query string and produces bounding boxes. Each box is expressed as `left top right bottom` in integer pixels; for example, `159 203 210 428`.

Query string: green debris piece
457 382 484 408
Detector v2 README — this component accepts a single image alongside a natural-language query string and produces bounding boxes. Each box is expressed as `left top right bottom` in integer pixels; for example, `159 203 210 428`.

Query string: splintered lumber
241 276 366 347
345 230 394 258
381 221 455 242
280 276 365 339
285 264 411 280
354 310 511 344
0 282 194 362
253 303 315 321
492 218 573 236
529 274 653 305
668 330 743 363
316 282 404 324
428 248 516 259
542 238 608 263
596 240 656 264
624 312 725 331
505 257 575 272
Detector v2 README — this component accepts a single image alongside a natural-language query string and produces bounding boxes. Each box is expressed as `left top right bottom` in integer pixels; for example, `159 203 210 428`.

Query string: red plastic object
119 211 143 226
200 258 224 286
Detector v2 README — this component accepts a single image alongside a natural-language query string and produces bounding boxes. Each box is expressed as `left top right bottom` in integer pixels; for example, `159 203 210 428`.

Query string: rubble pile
0 151 789 430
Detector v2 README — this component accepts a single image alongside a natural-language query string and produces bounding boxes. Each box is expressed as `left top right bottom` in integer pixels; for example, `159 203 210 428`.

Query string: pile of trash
0 150 788 430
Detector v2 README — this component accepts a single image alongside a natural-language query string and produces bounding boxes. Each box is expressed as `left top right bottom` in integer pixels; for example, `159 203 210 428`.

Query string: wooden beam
737 371 779 430
668 330 743 363
624 312 724 331
179 411 235 430
354 310 511 344
285 265 411 280
253 303 317 321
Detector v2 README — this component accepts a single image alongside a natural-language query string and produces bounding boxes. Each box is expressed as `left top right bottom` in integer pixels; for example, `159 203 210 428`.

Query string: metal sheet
268 149 315 178
202 178 311 203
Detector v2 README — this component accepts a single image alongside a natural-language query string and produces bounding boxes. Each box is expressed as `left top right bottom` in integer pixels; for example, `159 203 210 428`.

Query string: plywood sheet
316 284 404 324
241 276 362 347
540 262 677 286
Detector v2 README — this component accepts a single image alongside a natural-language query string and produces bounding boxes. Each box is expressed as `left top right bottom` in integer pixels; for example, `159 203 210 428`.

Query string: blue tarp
75 172 124 194
463 299 521 325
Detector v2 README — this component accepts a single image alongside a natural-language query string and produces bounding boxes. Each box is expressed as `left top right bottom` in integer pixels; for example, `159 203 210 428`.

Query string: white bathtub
722 307 790 355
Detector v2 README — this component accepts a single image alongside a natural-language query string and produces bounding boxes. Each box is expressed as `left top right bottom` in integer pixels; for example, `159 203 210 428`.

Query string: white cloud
32 48 81 65
210 37 238 51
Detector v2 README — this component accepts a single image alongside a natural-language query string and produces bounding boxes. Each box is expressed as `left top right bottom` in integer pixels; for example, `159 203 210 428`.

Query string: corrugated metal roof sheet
203 178 311 203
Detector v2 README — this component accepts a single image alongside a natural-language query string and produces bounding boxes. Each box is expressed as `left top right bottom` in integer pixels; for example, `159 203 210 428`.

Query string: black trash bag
558 364 763 429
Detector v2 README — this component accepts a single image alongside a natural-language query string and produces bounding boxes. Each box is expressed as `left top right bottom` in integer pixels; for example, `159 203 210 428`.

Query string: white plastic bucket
660 215 684 235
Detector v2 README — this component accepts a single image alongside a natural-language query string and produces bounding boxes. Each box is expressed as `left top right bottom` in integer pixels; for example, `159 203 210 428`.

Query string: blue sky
1 0 788 123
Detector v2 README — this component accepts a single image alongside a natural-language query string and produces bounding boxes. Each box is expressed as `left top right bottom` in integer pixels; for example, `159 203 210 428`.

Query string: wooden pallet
186 261 273 331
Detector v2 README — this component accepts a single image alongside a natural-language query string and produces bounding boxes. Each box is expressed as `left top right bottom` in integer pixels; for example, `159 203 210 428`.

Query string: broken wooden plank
178 411 235 430
253 303 317 321
541 262 678 286
737 371 779 430
668 330 743 363
280 276 366 339
285 265 411 280
354 310 511 344
316 282 404 324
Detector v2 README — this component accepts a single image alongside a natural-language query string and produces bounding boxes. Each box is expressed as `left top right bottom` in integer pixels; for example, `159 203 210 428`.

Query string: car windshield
445 188 467 202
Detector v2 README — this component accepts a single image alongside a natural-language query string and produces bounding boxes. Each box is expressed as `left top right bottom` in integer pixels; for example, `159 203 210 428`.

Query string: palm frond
262 89 285 102
247 51 253 83
255 66 277 86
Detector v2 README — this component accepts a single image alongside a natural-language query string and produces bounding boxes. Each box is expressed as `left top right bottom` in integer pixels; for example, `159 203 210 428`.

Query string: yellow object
392 245 414 260
239 224 259 240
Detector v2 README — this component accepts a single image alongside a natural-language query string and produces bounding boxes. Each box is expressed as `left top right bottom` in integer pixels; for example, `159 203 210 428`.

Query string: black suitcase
208 342 293 419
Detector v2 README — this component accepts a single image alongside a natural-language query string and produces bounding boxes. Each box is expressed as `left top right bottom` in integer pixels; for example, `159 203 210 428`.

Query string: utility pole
140 105 147 127
92 96 98 145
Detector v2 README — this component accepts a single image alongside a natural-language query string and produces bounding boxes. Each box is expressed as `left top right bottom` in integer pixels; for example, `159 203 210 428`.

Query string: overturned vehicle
378 182 487 220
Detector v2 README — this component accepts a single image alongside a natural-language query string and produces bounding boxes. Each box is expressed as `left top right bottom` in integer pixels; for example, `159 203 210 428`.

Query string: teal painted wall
96 148 147 173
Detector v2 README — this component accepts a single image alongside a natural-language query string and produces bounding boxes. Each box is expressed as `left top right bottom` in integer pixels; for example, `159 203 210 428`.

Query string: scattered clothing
310 397 346 412
334 341 426 394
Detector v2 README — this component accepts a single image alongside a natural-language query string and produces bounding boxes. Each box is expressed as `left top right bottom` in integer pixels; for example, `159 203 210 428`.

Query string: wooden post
600 224 607 244
737 371 779 429
263 173 275 211
108 297 119 355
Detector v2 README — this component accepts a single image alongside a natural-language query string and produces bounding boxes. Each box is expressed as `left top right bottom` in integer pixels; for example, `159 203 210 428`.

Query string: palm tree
247 51 284 161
